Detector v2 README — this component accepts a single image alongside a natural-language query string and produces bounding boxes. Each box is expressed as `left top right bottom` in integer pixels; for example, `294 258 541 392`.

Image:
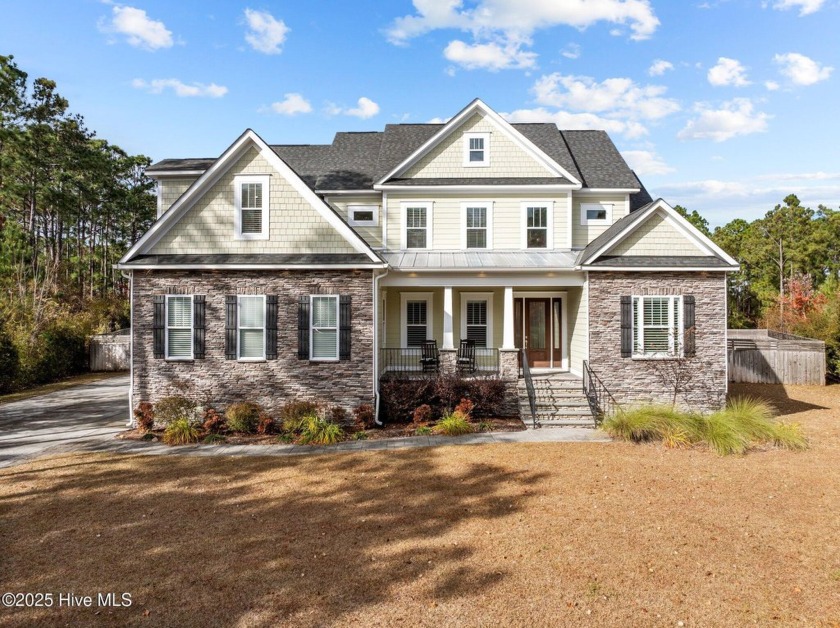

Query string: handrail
520 349 539 428
582 360 620 425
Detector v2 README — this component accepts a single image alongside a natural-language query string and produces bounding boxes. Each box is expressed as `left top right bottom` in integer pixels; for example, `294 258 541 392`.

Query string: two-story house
118 99 738 422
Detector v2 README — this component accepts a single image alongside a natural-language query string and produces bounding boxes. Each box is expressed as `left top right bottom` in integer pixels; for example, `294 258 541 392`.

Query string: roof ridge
558 130 587 188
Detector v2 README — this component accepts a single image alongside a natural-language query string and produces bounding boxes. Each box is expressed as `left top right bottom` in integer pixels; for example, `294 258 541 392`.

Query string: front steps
517 373 596 428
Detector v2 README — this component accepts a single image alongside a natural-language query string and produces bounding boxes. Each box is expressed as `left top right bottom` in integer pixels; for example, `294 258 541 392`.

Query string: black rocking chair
419 340 440 373
457 339 476 374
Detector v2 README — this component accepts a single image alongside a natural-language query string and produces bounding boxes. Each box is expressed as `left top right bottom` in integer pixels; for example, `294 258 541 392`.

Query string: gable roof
118 129 384 267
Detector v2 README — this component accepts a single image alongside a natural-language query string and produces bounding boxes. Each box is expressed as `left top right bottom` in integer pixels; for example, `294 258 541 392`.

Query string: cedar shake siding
587 272 728 413
132 270 374 413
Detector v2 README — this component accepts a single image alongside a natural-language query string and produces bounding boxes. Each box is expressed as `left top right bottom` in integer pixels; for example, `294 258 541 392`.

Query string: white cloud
131 78 228 98
707 57 750 87
502 107 648 139
561 43 581 59
765 80 780 91
771 0 825 16
678 98 769 142
648 59 673 76
243 8 289 54
99 5 173 50
326 97 381 119
621 150 675 175
443 39 537 70
269 93 312 115
773 52 833 86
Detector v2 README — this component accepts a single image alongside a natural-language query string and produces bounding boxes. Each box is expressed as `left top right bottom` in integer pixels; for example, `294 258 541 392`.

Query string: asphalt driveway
0 375 129 468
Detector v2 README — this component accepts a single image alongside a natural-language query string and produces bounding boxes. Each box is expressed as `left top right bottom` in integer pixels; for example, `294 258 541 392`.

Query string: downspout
121 270 135 426
372 266 389 426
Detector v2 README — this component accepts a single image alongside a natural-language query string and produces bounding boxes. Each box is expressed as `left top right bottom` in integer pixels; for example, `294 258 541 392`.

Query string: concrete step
522 405 593 417
536 418 596 428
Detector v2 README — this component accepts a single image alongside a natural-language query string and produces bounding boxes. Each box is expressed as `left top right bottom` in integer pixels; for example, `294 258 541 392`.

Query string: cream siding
401 113 555 180
571 194 629 249
568 283 587 375
149 148 358 256
606 211 706 256
326 195 383 249
159 178 197 216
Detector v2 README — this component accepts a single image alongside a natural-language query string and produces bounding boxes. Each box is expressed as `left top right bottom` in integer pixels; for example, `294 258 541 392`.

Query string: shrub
412 404 432 424
0 326 19 394
163 418 200 445
155 396 197 425
202 433 226 445
433 413 474 436
21 322 87 386
277 433 295 444
202 408 225 434
257 412 276 435
415 426 432 436
353 403 376 430
298 416 344 445
280 400 319 433
477 420 493 433
225 402 261 434
379 376 438 423
378 374 509 423
354 430 369 441
329 406 349 425
454 397 475 419
134 402 155 432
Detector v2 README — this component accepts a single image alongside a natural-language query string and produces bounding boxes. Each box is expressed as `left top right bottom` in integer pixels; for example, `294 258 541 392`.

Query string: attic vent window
464 133 490 167
348 204 379 227
581 203 613 226
234 175 270 240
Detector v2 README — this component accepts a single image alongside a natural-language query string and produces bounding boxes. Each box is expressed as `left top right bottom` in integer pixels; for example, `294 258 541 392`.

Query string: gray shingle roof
576 201 656 265
146 158 216 173
122 253 377 267
560 131 641 189
585 256 732 268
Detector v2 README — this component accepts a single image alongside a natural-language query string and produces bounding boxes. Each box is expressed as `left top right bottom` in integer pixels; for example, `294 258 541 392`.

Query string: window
462 202 492 249
311 295 339 360
460 292 494 349
400 292 434 348
633 295 683 357
348 204 378 227
402 202 432 249
523 204 551 249
238 295 266 360
464 132 490 166
581 202 613 226
166 295 193 359
234 175 269 239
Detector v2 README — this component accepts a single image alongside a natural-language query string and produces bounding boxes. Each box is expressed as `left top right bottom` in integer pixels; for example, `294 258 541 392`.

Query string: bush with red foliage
202 408 225 433
329 406 349 425
134 402 154 432
412 404 432 424
257 412 276 435
454 397 475 419
353 403 376 429
379 374 508 423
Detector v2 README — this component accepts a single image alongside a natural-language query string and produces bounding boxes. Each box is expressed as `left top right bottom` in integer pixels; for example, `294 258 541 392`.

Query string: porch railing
582 360 620 425
379 347 500 376
520 349 539 428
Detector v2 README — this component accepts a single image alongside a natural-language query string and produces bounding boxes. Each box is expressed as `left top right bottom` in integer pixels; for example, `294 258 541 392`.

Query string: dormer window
234 174 270 240
464 132 490 167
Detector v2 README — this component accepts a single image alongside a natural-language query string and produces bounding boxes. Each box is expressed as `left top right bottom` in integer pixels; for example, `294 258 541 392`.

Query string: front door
525 298 550 367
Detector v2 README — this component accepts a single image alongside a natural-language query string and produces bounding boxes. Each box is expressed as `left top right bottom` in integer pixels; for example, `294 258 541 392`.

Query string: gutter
372 266 389 426
114 263 388 271
120 270 135 427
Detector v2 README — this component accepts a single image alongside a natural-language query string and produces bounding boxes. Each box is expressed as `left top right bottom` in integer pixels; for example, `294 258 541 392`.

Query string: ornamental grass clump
297 415 344 445
225 402 261 434
433 412 474 436
163 418 201 445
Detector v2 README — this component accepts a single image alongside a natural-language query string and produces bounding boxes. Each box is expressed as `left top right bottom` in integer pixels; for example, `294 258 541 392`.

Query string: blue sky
2 0 839 226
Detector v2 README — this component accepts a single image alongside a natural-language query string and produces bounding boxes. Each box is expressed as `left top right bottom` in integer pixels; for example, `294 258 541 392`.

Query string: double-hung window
238 295 266 360
166 295 193 359
311 295 339 360
406 301 428 347
465 301 488 347
633 295 683 357
462 202 492 249
464 132 490 166
522 203 552 249
234 175 269 239
403 202 431 249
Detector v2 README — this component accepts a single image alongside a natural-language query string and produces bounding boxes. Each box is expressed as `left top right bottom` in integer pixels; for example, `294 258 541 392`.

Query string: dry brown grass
1 384 839 627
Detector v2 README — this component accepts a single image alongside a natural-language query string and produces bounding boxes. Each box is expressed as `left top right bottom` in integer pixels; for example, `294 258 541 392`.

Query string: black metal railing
379 347 499 376
520 349 539 428
582 360 619 425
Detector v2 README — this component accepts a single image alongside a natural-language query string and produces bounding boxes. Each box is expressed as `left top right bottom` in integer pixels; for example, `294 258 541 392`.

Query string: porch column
442 286 455 350
502 286 515 350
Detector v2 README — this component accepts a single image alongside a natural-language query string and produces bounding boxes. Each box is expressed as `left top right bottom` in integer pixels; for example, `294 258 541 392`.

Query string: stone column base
499 349 520 380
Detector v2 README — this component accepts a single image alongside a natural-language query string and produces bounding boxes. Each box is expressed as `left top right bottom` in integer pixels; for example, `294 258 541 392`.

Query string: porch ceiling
382 250 577 271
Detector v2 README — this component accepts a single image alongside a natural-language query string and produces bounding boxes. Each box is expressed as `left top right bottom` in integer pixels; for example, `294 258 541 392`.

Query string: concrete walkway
0 374 610 468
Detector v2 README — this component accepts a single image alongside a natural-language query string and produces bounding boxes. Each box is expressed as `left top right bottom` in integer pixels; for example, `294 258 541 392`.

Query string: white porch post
442 286 455 350
502 286 515 350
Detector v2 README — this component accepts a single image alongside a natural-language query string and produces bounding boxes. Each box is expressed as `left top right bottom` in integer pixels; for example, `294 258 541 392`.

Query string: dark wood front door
525 298 550 367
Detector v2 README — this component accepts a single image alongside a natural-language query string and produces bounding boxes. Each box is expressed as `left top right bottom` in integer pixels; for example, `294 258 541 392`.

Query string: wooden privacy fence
89 329 130 372
727 329 825 385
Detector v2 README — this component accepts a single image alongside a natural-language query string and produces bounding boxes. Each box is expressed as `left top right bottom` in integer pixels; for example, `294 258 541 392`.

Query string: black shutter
266 295 278 360
193 296 206 359
225 295 237 360
153 295 165 359
683 295 696 357
298 296 310 359
620 295 632 358
339 295 351 360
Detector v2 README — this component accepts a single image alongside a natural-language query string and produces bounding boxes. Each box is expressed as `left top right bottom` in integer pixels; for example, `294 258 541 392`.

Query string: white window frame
310 295 340 362
347 204 379 227
463 132 490 167
165 295 193 361
460 292 494 349
520 201 554 249
234 174 270 240
401 201 433 250
237 295 266 361
581 202 613 226
400 292 434 348
632 295 684 359
460 202 493 250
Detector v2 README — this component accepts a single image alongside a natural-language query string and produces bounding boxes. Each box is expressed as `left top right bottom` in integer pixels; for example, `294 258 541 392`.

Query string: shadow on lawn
729 382 830 416
0 450 549 626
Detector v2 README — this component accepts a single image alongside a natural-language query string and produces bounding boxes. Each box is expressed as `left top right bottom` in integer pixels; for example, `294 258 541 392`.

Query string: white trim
576 188 640 194
382 191 389 249
155 182 163 218
237 295 266 361
631 294 684 359
580 202 613 226
128 272 134 425
582 266 734 272
624 194 631 219
460 201 493 250
383 273 584 287
375 99 582 186
316 189 378 195
400 292 434 348
520 201 554 249
463 132 490 167
460 291 494 348
148 170 208 178
310 294 340 362
347 204 379 227
165 294 194 361
566 191 573 250
374 184 577 192
234 174 270 240
401 201 433 250
513 291 569 370
117 263 386 270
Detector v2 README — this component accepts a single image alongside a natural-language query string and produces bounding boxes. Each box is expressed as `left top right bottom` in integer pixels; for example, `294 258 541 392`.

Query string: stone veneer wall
132 269 374 414
587 272 727 413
